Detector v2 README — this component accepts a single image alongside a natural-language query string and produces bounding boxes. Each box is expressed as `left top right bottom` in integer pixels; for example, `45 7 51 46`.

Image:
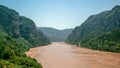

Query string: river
26 42 120 68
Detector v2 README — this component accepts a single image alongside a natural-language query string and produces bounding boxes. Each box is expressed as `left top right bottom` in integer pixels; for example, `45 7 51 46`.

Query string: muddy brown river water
26 42 120 68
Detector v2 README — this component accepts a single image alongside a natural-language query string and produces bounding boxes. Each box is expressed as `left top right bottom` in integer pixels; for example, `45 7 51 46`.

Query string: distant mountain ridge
39 27 73 42
66 5 120 53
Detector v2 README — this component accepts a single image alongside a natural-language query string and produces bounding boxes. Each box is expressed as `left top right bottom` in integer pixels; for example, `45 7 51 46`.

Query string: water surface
26 42 120 68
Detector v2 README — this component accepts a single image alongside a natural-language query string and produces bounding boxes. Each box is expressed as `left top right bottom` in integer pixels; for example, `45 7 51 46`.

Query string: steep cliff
66 6 120 52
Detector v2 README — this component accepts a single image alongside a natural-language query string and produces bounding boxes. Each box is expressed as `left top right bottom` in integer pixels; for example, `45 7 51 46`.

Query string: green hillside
0 5 50 68
66 5 120 53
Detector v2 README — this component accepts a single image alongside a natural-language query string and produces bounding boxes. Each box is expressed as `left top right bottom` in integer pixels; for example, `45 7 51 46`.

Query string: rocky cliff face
0 5 20 37
0 5 50 46
0 5 45 67
66 6 120 52
66 6 120 44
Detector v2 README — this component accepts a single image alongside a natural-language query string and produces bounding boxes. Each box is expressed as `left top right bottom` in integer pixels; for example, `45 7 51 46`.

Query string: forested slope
66 5 120 53
0 5 50 67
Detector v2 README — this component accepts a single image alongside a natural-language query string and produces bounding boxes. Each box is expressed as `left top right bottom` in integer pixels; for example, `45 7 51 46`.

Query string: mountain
0 5 50 67
66 5 120 53
18 16 50 46
39 27 73 42
0 5 50 46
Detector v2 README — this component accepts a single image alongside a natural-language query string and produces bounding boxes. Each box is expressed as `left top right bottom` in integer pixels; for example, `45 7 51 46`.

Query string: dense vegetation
39 27 73 42
66 5 120 53
0 5 50 67
0 28 42 68
81 28 120 52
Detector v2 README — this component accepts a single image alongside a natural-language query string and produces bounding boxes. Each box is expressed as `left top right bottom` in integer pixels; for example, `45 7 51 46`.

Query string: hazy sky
0 0 120 29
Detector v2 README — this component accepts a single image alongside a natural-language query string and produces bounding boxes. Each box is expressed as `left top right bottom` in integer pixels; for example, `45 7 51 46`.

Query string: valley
0 1 120 68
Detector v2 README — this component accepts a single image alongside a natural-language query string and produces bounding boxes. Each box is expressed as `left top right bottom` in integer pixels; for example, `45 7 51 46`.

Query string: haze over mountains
39 27 73 42
66 5 120 53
